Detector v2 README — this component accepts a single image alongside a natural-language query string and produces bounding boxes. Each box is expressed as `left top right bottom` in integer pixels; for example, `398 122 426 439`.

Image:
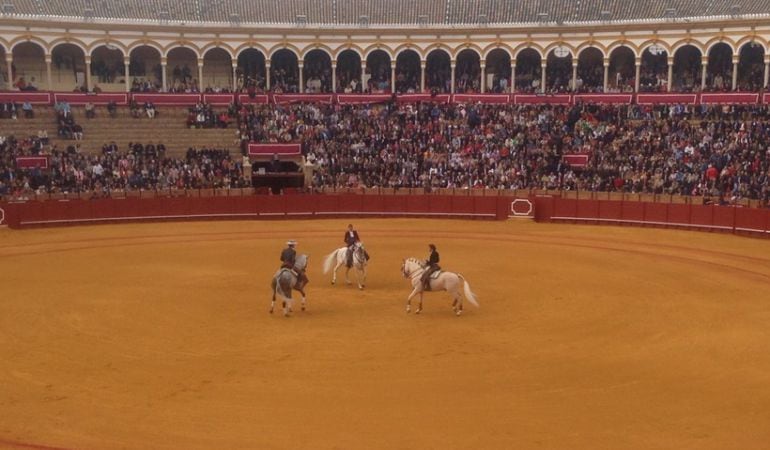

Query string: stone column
124 56 131 92
331 60 337 93
5 54 13 90
480 62 486 92
541 62 547 93
161 57 168 92
360 61 366 91
603 59 610 92
764 58 770 89
298 62 304 93
197 59 204 91
420 60 426 92
510 63 516 93
571 58 578 91
232 64 238 91
667 56 673 92
634 59 641 92
85 56 92 91
731 55 739 91
45 55 52 91
390 62 395 93
265 61 271 91
450 60 456 93
701 56 708 91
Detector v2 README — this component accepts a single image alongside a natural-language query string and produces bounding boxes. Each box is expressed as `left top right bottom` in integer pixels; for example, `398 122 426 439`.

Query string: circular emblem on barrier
0 207 5 225
510 199 533 217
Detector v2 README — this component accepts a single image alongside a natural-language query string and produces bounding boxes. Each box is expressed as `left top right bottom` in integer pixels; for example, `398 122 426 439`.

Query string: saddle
428 270 442 280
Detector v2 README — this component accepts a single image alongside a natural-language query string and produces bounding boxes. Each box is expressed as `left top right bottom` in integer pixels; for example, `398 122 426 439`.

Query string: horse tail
322 250 338 274
458 274 479 308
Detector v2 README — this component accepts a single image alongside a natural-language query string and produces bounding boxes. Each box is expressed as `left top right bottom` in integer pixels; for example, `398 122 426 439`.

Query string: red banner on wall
573 94 633 104
248 143 301 157
272 94 334 105
700 92 760 104
636 93 698 105
0 92 52 104
16 156 49 169
337 94 392 104
512 94 571 105
132 93 202 106
563 154 590 168
237 94 269 104
202 94 235 106
53 93 129 105
453 94 510 104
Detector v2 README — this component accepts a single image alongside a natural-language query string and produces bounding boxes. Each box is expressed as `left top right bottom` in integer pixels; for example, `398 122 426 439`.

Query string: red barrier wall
536 196 770 238
0 194 522 229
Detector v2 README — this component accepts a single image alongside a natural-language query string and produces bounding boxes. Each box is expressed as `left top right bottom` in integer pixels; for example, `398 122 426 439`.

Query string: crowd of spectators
0 136 247 196
234 101 770 205
2 101 770 208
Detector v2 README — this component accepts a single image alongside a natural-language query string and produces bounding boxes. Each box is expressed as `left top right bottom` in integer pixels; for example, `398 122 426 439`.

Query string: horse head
401 258 421 278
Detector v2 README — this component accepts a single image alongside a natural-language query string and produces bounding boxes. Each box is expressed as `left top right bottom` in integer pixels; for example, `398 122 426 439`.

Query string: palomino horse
322 242 368 290
400 257 479 316
271 254 309 316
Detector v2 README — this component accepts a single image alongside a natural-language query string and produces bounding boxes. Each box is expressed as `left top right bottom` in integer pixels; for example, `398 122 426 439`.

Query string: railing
1 91 768 106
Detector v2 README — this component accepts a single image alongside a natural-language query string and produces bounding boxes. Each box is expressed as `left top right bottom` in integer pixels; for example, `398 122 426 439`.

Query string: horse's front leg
416 292 424 314
331 262 340 285
406 286 420 313
270 291 276 314
345 266 352 285
297 288 307 311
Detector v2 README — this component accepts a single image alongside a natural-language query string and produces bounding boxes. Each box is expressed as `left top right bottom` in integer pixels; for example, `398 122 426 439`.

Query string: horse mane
406 257 426 267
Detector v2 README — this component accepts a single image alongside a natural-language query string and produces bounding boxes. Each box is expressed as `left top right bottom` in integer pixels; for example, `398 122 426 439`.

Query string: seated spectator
107 100 117 118
144 102 156 119
85 102 95 119
22 101 34 118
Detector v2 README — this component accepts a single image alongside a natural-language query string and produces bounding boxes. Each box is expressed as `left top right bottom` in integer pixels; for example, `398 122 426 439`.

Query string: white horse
271 254 309 316
400 257 479 316
322 242 368 290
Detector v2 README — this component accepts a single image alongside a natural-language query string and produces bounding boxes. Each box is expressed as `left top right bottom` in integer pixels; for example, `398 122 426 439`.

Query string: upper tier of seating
4 0 769 25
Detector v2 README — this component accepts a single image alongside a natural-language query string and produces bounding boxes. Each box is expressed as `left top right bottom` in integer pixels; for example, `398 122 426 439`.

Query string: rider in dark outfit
421 244 440 291
280 240 297 269
344 224 361 268
280 240 308 286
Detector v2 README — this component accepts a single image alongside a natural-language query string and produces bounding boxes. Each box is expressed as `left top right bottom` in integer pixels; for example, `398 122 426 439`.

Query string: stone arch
576 43 607 59
639 40 672 55
9 40 47 89
608 45 636 92
236 48 267 91
10 36 48 53
545 44 574 92
704 37 737 57
455 48 481 93
543 42 576 60
365 49 392 92
127 41 164 58
736 36 769 55
88 39 128 56
394 48 421 93
335 48 362 93
163 42 200 59
393 44 423 61
48 38 89 56
90 44 126 90
202 47 233 91
706 42 733 90
737 40 766 90
362 44 395 61
303 48 332 93
485 48 512 93
514 47 542 92
268 45 300 61
670 39 705 57
672 44 702 91
512 43 544 60
452 43 483 60
576 46 604 91
201 43 235 60
300 44 333 61
234 43 269 60
270 48 299 92
334 44 364 61
607 41 640 59
50 42 87 90
423 43 454 60
425 48 451 93
482 43 513 60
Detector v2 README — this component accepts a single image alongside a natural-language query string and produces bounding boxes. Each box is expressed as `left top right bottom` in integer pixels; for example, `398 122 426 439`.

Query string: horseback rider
344 224 361 268
421 244 440 291
280 240 308 286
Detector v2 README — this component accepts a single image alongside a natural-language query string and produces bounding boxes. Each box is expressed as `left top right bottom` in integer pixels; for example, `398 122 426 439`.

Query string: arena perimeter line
3 226 770 266
2 228 768 282
0 438 73 450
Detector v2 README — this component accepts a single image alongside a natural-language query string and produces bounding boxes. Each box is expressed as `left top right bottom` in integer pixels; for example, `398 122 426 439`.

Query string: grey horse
271 254 309 316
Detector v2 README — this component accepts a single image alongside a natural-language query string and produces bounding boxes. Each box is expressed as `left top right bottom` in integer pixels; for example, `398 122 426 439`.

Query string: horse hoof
301 306 306 311
456 310 462 316
415 309 421 315
269 309 273 314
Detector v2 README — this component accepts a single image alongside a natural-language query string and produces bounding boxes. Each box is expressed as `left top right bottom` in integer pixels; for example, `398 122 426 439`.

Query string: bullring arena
3 0 770 448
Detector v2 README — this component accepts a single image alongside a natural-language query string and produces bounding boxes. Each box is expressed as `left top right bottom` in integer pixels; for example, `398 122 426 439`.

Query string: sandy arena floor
1 218 770 450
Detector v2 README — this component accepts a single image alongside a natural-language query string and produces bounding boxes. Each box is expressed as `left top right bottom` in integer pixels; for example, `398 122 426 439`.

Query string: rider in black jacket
421 244 440 291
